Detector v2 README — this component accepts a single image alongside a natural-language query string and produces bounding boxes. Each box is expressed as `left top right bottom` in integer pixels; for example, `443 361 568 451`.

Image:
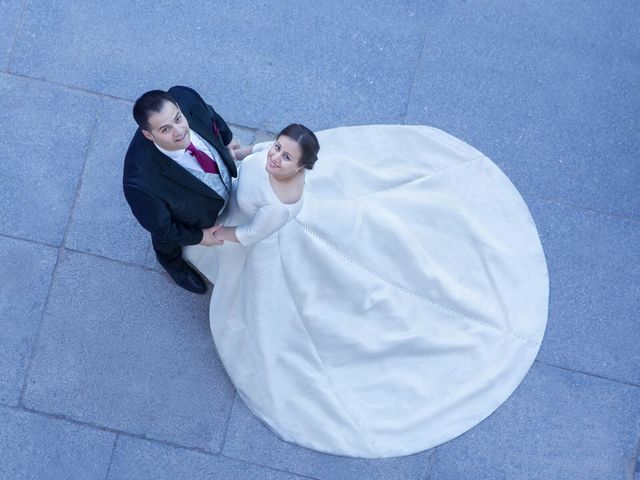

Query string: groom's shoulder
123 129 155 180
168 85 205 104
125 128 150 159
168 85 209 110
168 85 199 97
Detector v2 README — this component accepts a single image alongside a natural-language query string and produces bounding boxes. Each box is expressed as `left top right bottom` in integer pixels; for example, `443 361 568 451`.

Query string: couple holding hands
122 86 548 458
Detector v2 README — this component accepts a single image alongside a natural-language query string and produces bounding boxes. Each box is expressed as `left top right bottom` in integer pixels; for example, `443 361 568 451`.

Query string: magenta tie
186 143 219 174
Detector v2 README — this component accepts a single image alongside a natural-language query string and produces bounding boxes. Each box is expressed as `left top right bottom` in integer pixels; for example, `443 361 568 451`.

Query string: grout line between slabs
218 393 318 479
0 70 132 102
17 105 100 406
0 71 263 133
0 232 59 249
218 390 238 455
400 29 429 124
219 450 320 480
6 403 316 480
63 100 102 251
629 436 640 480
16 404 219 456
62 246 172 276
528 195 640 224
422 447 437 480
534 359 640 389
103 433 119 480
15 228 64 407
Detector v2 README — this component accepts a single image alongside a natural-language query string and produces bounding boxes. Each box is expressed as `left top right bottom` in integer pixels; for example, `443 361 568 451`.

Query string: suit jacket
123 86 237 246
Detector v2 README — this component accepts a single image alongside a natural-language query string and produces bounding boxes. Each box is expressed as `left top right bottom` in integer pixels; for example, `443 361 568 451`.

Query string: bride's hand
200 224 224 246
212 225 240 243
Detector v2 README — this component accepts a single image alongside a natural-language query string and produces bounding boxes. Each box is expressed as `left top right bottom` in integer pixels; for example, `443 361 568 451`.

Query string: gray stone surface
0 405 114 480
0 236 57 405
229 124 255 147
1 1 639 478
9 1 427 130
108 435 306 480
223 396 432 480
0 73 100 245
65 98 151 267
531 199 640 385
22 250 235 452
429 362 640 480
0 0 22 70
254 129 278 144
406 2 640 218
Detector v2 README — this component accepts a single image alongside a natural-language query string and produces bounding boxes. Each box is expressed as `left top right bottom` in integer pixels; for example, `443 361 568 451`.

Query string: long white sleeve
235 204 290 246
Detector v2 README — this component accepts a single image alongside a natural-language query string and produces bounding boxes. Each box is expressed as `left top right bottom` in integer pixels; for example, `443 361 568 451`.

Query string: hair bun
277 123 320 171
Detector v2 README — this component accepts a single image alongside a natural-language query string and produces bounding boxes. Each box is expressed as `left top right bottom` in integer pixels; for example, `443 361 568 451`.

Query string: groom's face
142 100 191 151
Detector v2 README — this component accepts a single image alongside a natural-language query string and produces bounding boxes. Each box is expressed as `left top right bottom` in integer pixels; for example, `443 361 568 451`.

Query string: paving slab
65 97 151 267
530 199 640 385
108 435 306 480
0 405 115 480
0 236 57 405
428 362 640 480
223 396 432 480
0 0 23 70
8 1 426 130
406 2 640 218
22 250 235 452
0 73 100 245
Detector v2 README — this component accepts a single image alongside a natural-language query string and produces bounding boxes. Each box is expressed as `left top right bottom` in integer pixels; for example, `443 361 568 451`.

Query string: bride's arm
233 141 274 161
232 145 253 161
213 204 289 245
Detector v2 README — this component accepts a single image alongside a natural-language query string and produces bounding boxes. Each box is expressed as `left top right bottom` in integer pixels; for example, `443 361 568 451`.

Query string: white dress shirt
155 129 221 172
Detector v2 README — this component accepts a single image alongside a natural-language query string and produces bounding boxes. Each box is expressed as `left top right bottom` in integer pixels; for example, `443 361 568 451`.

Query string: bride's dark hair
277 124 320 170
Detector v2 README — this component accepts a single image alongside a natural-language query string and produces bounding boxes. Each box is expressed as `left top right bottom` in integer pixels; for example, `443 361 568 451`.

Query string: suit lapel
151 147 219 199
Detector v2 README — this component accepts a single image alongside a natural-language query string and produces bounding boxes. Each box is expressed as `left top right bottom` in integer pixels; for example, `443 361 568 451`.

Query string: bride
183 123 548 458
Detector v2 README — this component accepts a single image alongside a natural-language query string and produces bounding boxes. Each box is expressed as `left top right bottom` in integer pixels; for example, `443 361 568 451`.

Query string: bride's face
266 135 303 179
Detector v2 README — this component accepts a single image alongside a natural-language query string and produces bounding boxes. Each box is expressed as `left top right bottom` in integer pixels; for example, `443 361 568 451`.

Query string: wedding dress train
184 125 548 458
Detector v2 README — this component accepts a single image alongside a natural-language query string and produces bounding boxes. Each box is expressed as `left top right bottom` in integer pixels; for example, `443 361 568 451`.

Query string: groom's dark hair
133 90 179 131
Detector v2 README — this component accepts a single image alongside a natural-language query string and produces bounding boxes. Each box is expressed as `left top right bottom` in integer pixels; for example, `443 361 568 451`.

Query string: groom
123 86 239 294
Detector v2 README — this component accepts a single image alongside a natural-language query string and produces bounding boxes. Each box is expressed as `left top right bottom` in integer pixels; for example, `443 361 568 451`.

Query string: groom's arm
123 184 204 246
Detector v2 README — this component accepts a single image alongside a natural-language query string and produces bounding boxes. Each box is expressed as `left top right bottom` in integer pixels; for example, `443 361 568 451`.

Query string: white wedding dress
184 125 548 458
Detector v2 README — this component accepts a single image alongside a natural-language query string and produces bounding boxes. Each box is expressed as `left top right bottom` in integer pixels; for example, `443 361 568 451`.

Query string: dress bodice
231 148 303 246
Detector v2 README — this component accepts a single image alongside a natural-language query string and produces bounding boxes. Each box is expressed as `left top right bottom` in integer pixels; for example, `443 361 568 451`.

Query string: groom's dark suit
123 85 237 276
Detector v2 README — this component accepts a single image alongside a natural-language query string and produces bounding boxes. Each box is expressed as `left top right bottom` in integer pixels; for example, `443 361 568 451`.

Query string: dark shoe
168 263 207 294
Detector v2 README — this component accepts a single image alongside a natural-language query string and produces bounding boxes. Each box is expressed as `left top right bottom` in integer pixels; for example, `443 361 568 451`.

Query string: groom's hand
199 225 224 246
227 139 241 161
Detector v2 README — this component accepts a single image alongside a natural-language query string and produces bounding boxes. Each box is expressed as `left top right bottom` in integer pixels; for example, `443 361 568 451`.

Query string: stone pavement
1 1 638 479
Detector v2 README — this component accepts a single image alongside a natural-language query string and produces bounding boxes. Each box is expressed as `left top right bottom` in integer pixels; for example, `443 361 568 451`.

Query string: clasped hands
199 224 225 246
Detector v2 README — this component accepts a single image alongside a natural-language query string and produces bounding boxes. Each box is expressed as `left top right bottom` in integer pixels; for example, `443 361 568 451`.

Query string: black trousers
152 236 187 275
